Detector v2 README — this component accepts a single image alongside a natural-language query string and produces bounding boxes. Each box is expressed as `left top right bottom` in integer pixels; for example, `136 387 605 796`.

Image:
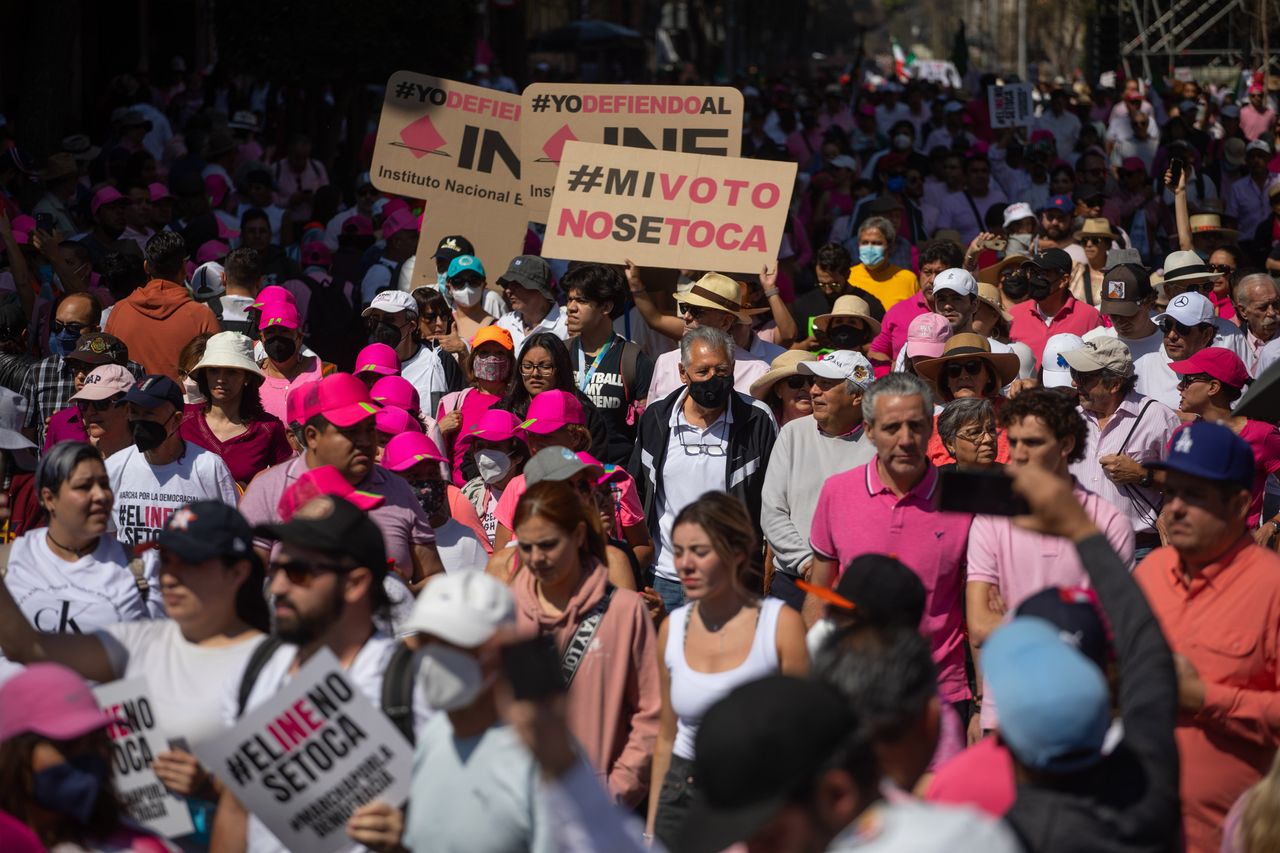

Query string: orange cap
471 325 514 351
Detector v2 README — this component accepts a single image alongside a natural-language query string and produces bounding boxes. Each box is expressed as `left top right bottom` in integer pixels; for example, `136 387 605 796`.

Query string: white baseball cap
361 290 418 318
1002 202 1036 228
1041 333 1086 388
933 268 978 297
1154 291 1216 328
403 572 515 648
795 350 874 387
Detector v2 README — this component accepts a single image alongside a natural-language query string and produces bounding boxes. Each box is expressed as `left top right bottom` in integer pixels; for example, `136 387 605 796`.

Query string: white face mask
892 133 912 150
453 284 483 308
182 376 205 405
475 448 513 485
1007 233 1035 255
416 643 490 711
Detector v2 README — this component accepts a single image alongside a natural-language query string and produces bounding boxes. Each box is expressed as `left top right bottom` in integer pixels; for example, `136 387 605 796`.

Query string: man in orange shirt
1136 420 1280 852
105 230 218 381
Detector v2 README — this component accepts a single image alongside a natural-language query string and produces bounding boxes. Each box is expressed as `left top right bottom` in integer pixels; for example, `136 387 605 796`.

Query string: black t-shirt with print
570 333 653 465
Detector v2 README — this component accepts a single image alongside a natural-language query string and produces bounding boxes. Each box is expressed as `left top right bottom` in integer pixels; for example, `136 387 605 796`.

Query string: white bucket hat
190 332 265 380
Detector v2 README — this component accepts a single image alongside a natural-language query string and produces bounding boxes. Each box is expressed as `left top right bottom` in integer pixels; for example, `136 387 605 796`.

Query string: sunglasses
1208 264 1236 275
449 275 484 289
268 558 349 586
422 312 452 322
1176 373 1214 390
75 395 124 412
945 359 987 378
1159 318 1197 336
783 376 810 390
51 320 88 336
682 305 711 320
1081 236 1111 245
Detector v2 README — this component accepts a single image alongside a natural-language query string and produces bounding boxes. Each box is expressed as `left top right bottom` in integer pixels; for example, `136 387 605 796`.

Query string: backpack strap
620 340 640 396
236 636 286 719
380 644 418 744
559 584 616 688
126 557 150 602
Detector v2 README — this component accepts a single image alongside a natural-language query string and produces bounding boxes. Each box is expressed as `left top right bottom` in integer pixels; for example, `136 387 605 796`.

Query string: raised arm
624 260 684 342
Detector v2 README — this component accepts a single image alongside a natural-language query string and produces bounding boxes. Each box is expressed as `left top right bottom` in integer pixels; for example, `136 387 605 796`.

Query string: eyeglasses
51 320 88 336
1081 236 1111 245
75 395 124 412
520 362 556 376
1159 318 1197 337
956 424 998 442
1176 373 1214 390
783 376 810 390
944 360 987 379
677 426 728 457
1208 264 1236 275
268 559 349 586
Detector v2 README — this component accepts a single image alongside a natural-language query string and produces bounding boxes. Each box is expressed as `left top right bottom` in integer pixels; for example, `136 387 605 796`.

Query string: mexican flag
891 36 915 81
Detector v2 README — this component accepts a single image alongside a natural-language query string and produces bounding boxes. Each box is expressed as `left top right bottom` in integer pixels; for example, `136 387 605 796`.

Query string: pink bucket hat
375 405 424 436
370 375 420 413
314 373 379 428
0 663 120 742
522 390 584 434
905 313 953 360
355 343 400 377
277 465 384 520
383 432 446 472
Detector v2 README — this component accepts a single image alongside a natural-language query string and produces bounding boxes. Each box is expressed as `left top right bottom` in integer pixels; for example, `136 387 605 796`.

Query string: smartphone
978 236 1008 252
1168 158 1184 188
34 212 54 234
936 468 1029 516
501 635 565 700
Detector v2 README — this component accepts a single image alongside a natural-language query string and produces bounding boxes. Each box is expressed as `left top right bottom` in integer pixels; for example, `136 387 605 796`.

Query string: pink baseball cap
277 465 384 520
355 343 400 377
259 300 301 332
11 215 35 233
370 375 420 413
522 390 584 434
285 379 321 426
382 209 422 241
576 451 616 485
465 408 526 443
90 186 125 216
1169 346 1250 390
382 432 446 472
0 663 120 742
342 214 374 237
1119 157 1146 174
196 239 229 265
301 241 331 267
905 313 953 359
70 364 136 402
375 405 424 436
314 372 379 428
148 182 173 202
381 197 410 219
253 284 296 309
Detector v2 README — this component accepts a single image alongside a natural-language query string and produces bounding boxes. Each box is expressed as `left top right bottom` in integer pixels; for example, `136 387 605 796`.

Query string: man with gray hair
806 372 976 719
629 326 778 611
1234 272 1280 374
762 351 878 611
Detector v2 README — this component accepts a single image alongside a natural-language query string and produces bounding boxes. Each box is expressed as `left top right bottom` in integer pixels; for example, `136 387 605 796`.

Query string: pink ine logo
541 124 578 162
398 115 448 159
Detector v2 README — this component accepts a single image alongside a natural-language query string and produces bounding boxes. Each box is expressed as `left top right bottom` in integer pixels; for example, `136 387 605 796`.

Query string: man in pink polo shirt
1009 250 1103 366
807 371 973 711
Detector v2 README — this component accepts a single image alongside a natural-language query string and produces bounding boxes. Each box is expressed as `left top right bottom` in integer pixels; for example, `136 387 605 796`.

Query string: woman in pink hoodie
511 479 660 808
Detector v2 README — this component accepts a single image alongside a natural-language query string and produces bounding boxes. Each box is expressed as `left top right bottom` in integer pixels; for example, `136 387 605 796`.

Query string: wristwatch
1139 468 1154 488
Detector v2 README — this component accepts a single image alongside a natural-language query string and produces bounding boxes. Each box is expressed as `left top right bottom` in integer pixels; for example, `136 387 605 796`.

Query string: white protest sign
988 83 1035 128
93 678 195 839
193 648 413 853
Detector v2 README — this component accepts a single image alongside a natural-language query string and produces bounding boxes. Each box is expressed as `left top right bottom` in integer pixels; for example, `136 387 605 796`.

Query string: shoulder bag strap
236 636 285 719
380 644 418 744
559 584 616 688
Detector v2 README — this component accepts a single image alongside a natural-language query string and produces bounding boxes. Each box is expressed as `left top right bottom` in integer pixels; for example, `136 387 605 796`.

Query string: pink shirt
925 735 1017 817
258 356 326 424
1009 294 1103 366
42 406 88 450
870 293 930 364
1240 104 1276 141
1237 420 1280 527
436 388 501 487
810 462 972 702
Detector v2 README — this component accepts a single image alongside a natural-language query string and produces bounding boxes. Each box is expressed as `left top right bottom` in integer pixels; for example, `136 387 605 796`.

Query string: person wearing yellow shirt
848 215 919 310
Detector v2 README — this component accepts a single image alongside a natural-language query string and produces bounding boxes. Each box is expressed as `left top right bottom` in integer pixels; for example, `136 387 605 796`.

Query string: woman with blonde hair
1224 751 1280 852
645 491 808 848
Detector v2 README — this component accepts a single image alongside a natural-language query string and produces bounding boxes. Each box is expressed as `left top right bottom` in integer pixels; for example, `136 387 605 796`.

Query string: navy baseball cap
1016 586 1112 668
983 617 1110 773
123 375 184 410
1039 194 1075 215
1149 420 1254 491
155 501 256 564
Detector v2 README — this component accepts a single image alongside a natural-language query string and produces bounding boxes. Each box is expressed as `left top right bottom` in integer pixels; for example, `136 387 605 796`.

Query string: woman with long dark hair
498 332 608 459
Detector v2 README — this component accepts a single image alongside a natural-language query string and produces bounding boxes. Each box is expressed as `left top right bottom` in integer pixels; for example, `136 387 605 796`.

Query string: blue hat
123 375 183 411
446 254 485 280
982 617 1110 772
156 501 255 564
1149 420 1254 491
1039 194 1075 214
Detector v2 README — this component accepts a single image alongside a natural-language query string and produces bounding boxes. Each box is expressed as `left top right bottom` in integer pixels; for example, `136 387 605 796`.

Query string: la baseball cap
1002 202 1036 228
370 375 420 413
521 390 584 434
1059 337 1134 378
1149 419 1255 491
252 284 296 309
374 405 424 436
933 268 978 297
312 373 379 428
1169 346 1250 390
256 495 387 574
795 350 874 388
381 209 421 241
465 408 526 443
285 379 320 427
1099 264 1154 316
402 571 515 647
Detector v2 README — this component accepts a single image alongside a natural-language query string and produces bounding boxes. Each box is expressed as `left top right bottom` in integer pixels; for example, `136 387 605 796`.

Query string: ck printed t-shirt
105 443 239 545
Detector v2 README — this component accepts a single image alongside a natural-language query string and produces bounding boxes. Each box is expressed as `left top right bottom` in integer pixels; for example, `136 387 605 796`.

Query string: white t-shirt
434 518 489 574
0 531 154 685
400 345 449 417
106 443 239 546
497 303 570 356
221 634 431 853
97 620 267 744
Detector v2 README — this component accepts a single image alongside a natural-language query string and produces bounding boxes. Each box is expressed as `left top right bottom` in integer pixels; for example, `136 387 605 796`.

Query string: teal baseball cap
447 254 486 280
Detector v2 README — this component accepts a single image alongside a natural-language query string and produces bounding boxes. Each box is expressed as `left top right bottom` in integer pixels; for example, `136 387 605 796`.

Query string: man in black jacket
990 464 1181 853
628 325 777 612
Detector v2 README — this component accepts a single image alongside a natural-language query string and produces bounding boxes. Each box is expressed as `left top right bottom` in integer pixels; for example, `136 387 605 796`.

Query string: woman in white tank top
645 493 808 849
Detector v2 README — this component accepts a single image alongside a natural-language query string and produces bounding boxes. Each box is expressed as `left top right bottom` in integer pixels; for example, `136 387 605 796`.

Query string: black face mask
687 374 733 409
1003 273 1030 301
1027 273 1054 302
369 320 402 348
263 336 297 363
827 325 868 349
130 418 169 453
412 479 448 517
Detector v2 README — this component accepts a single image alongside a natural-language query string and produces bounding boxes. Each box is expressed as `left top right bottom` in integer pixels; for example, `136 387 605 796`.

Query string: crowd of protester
1 54 1280 853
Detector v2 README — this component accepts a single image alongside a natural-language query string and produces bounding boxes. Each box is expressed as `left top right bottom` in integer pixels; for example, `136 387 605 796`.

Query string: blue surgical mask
32 753 107 825
859 244 887 267
885 176 907 193
35 264 54 286
49 328 79 357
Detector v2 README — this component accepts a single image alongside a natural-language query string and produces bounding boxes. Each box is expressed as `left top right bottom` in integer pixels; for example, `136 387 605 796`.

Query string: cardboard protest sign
93 679 195 838
541 140 797 274
521 84 744 218
370 71 528 292
988 84 1035 128
193 649 412 853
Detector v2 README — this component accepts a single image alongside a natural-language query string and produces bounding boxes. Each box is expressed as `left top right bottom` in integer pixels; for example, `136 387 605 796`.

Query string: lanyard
576 338 614 393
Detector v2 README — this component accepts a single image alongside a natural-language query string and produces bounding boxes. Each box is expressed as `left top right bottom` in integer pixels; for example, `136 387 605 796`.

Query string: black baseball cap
433 235 475 262
1016 586 1112 669
254 495 387 574
155 501 256 564
797 554 926 628
681 676 861 853
1100 263 1154 316
123 375 183 410
1025 248 1073 274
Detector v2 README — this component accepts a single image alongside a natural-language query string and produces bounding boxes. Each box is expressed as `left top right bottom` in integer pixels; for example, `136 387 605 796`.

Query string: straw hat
676 272 751 322
914 333 1021 394
190 332 265 380
1188 213 1239 241
812 294 882 336
977 254 1030 286
976 283 1014 324
749 350 818 400
1074 218 1121 242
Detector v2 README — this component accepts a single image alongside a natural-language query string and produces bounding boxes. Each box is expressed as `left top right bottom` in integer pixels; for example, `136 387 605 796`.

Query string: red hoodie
513 563 660 806
105 279 219 381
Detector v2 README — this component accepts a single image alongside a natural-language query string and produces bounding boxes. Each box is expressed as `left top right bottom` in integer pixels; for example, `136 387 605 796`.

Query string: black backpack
301 273 364 372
